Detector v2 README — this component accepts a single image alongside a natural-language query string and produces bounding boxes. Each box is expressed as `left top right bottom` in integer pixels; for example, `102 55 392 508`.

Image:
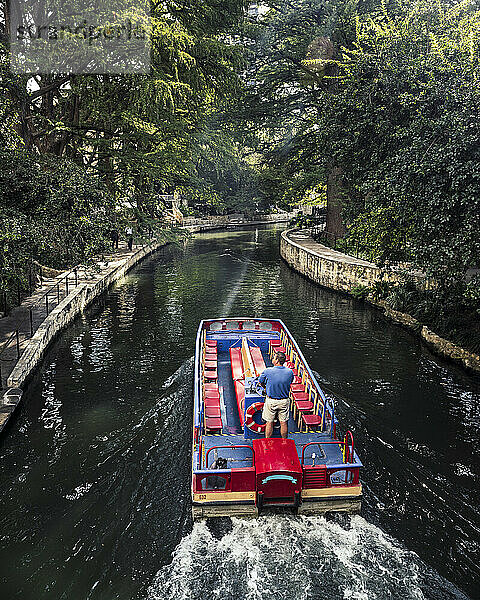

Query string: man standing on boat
258 352 294 439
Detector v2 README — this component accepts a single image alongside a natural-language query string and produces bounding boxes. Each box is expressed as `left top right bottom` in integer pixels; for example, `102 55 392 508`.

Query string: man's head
273 351 286 366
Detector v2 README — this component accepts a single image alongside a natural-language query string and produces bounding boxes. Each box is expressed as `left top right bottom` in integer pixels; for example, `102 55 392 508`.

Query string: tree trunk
326 165 345 237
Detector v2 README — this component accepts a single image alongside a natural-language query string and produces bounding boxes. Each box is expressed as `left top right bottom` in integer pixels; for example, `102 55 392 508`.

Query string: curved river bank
0 227 478 600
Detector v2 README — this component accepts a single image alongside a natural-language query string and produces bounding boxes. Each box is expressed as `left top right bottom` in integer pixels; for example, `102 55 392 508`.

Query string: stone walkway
0 242 138 389
287 230 377 267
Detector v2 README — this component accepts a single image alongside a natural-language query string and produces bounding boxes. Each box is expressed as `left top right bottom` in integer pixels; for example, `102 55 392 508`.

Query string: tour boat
191 318 362 518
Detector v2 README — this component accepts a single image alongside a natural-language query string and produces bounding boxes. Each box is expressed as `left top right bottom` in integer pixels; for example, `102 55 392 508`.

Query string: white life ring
244 402 266 434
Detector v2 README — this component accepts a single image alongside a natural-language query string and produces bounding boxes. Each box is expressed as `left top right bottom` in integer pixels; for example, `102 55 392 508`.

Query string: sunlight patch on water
221 258 250 317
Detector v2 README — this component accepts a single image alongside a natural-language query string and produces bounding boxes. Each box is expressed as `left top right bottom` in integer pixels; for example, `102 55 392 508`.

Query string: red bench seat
291 391 309 402
204 397 221 408
301 414 322 432
290 383 305 393
204 370 217 381
204 383 219 391
205 417 223 432
250 346 266 374
205 406 221 418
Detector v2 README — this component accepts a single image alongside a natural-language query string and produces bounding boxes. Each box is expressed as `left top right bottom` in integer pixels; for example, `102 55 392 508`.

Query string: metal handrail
205 445 255 468
301 441 345 466
344 430 355 464
0 330 21 386
0 269 81 386
33 267 80 317
315 230 339 249
323 397 335 438
0 330 19 358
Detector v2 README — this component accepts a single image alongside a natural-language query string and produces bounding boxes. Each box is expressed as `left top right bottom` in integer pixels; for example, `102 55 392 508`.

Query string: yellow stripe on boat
193 491 256 503
301 485 362 498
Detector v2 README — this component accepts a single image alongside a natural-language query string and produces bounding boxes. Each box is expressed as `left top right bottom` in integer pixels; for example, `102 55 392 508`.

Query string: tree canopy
1 0 479 349
240 0 480 349
0 0 250 299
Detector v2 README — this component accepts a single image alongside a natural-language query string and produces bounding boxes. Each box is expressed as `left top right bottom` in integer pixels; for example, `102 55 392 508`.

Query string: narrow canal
0 227 478 600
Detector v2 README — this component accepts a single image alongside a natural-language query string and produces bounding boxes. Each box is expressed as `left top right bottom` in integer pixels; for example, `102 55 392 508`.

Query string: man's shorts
262 396 290 423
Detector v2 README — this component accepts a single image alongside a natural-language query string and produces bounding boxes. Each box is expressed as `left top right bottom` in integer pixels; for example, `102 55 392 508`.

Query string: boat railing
301 439 361 488
193 322 203 432
343 430 355 463
280 323 337 437
322 397 335 437
301 441 343 465
301 435 356 466
201 318 282 332
205 445 255 469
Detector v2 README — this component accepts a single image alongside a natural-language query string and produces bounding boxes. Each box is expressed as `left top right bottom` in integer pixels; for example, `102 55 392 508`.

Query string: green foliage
243 0 480 350
325 0 480 282
189 117 264 214
385 279 420 313
1 0 249 214
0 149 115 296
464 277 480 309
387 281 480 355
350 281 392 302
0 0 250 309
241 0 366 206
350 284 370 300
347 207 410 264
245 0 480 271
289 213 317 229
0 211 30 292
369 280 392 301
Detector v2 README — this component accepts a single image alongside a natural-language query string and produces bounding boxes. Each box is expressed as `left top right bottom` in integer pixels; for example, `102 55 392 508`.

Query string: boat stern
253 438 302 509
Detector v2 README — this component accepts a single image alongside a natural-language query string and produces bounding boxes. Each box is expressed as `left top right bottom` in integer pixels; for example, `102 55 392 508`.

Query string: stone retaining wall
281 230 480 374
7 239 167 389
280 232 384 292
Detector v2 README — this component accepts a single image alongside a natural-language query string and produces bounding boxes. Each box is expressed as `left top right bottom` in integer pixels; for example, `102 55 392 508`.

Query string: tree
240 0 366 214
242 0 480 350
0 0 249 302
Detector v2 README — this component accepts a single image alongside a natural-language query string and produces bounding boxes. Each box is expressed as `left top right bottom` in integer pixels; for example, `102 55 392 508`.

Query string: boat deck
203 346 344 468
202 431 345 468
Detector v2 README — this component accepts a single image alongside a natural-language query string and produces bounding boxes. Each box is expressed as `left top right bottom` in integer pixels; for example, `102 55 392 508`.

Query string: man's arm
258 369 267 389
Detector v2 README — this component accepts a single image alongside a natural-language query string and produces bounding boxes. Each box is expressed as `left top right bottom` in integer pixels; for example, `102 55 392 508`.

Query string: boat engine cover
253 438 302 502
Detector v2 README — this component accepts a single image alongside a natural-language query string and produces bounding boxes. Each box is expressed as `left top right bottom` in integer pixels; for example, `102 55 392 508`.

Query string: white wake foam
145 515 462 600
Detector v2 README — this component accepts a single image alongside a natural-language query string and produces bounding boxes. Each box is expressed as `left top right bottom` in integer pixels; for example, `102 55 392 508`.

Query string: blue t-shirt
258 366 294 399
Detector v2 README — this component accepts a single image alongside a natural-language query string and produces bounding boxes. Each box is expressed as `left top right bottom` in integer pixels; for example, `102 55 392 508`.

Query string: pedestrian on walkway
110 228 119 250
125 225 133 251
